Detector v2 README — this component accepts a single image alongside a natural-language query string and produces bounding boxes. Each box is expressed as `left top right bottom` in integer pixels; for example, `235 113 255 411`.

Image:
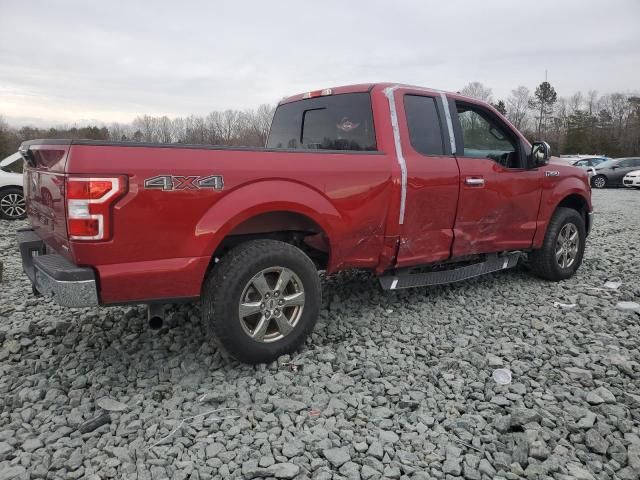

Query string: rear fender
195 179 340 266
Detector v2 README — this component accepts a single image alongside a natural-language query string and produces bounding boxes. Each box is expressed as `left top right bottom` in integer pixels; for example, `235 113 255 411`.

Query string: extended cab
17 83 592 363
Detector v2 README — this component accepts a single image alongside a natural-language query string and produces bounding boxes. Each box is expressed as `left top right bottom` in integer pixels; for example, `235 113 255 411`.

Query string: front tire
591 175 607 189
201 239 321 364
528 207 586 281
0 187 26 220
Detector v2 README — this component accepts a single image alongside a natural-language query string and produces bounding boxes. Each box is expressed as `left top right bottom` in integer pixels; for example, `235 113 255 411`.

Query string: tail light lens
66 176 127 240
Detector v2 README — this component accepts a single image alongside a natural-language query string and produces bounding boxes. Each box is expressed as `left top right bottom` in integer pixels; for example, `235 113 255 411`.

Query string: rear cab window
267 92 377 151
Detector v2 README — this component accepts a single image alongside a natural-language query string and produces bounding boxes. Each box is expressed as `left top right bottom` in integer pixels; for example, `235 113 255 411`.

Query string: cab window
403 95 445 156
267 92 377 151
456 104 520 168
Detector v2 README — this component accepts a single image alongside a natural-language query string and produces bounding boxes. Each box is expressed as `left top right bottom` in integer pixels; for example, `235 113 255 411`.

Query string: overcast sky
1 0 639 127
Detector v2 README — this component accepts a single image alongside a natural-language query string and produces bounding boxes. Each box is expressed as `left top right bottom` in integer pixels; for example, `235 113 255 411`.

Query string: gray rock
511 408 540 427
379 430 399 444
367 441 384 459
0 441 14 460
566 462 596 480
96 397 128 412
529 440 550 460
272 398 306 412
585 428 609 455
479 458 496 477
577 411 597 429
268 463 300 479
323 446 351 468
22 437 43 452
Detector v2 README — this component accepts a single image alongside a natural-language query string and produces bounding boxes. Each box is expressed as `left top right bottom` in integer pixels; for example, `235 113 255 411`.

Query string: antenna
545 69 548 82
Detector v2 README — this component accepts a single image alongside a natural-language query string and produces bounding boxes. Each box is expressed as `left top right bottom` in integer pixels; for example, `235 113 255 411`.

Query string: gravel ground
0 188 639 480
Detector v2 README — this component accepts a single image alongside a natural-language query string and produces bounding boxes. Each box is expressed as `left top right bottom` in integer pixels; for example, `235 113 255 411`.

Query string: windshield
0 152 24 173
596 159 617 169
267 92 377 151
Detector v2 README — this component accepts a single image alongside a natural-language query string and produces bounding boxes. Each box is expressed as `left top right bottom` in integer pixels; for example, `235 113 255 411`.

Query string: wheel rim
238 267 305 343
0 193 26 218
594 176 605 188
555 223 579 269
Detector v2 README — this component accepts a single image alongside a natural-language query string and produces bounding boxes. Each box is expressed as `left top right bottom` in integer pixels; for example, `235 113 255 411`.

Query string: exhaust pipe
147 304 165 330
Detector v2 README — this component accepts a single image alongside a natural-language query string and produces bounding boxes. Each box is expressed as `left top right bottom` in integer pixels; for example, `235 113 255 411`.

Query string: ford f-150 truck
17 83 592 364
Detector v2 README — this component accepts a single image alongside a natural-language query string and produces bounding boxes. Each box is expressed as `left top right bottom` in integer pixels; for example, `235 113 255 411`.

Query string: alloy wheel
593 176 606 188
238 267 305 343
0 193 26 219
555 223 579 269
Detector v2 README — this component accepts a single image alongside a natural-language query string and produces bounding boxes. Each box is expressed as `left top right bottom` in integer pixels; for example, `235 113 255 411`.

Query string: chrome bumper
17 228 99 307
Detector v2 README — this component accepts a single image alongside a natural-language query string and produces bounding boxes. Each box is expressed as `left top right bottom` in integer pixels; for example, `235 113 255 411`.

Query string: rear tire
591 175 607 189
528 207 586 281
0 187 26 220
201 239 321 364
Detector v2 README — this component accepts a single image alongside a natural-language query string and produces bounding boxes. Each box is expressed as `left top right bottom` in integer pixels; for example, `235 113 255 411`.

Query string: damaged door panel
449 100 542 256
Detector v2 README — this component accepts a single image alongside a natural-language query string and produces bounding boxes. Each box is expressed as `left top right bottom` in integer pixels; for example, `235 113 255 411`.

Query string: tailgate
20 140 72 258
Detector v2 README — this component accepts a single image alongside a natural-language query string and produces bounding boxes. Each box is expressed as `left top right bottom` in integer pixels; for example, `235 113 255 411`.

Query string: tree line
1 82 639 159
0 105 275 159
461 81 640 157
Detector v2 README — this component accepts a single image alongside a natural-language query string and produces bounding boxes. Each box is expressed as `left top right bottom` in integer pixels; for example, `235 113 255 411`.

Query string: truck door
449 100 542 257
393 91 460 268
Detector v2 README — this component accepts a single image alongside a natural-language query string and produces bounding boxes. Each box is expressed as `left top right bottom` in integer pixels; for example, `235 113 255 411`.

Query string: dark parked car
591 157 640 188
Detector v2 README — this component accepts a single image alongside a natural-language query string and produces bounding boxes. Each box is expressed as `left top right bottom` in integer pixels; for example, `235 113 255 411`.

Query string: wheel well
212 211 330 270
0 185 23 193
556 194 590 233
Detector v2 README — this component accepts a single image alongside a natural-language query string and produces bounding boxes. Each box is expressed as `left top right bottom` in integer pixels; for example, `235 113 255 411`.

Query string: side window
403 95 444 155
633 159 640 167
575 160 588 167
456 104 519 168
618 159 632 167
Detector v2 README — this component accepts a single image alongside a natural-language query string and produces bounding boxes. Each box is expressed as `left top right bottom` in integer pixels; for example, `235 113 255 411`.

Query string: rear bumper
17 228 99 307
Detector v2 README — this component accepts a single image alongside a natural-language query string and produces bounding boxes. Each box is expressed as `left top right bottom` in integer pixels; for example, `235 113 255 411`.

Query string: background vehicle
591 157 640 188
570 157 609 169
623 170 640 188
0 152 26 220
17 83 592 364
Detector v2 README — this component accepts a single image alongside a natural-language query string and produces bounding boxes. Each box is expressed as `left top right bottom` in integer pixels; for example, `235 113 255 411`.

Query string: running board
379 252 522 290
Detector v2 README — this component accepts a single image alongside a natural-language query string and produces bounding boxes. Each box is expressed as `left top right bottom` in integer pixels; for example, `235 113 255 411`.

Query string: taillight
302 88 332 99
66 176 126 241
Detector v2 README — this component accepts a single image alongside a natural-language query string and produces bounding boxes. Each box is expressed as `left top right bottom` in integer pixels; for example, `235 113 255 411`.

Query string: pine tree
492 100 507 115
529 81 557 138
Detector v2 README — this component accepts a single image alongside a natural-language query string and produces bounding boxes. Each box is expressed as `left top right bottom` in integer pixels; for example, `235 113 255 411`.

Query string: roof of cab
278 82 477 106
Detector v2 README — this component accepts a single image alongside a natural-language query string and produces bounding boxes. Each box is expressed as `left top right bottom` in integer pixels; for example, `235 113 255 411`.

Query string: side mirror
531 141 550 166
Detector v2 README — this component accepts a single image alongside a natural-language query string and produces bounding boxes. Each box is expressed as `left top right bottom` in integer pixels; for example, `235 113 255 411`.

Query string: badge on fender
144 175 224 191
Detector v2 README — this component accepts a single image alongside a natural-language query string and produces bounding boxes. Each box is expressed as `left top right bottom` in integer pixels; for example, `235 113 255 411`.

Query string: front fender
532 175 592 248
194 178 341 260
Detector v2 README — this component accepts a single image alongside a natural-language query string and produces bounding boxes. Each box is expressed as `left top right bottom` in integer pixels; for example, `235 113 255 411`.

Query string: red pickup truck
17 83 592 364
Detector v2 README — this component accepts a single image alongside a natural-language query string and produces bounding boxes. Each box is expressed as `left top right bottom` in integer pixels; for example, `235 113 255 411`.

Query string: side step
379 252 522 290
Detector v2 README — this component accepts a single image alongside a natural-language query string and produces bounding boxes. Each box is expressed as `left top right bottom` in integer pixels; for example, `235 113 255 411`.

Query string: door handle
465 177 485 186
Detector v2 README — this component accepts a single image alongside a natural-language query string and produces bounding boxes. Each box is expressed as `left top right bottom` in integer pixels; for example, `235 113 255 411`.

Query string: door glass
456 105 519 168
403 95 445 155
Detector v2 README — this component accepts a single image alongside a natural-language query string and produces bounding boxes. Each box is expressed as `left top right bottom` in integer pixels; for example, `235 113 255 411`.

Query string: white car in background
623 170 640 188
0 152 26 220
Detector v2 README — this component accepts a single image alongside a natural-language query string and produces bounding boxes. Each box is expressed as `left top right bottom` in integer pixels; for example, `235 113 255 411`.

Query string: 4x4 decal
144 175 224 191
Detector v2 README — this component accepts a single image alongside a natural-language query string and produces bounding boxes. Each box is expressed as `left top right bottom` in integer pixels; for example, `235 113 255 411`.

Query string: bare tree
460 81 493 103
587 90 599 115
506 86 531 130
